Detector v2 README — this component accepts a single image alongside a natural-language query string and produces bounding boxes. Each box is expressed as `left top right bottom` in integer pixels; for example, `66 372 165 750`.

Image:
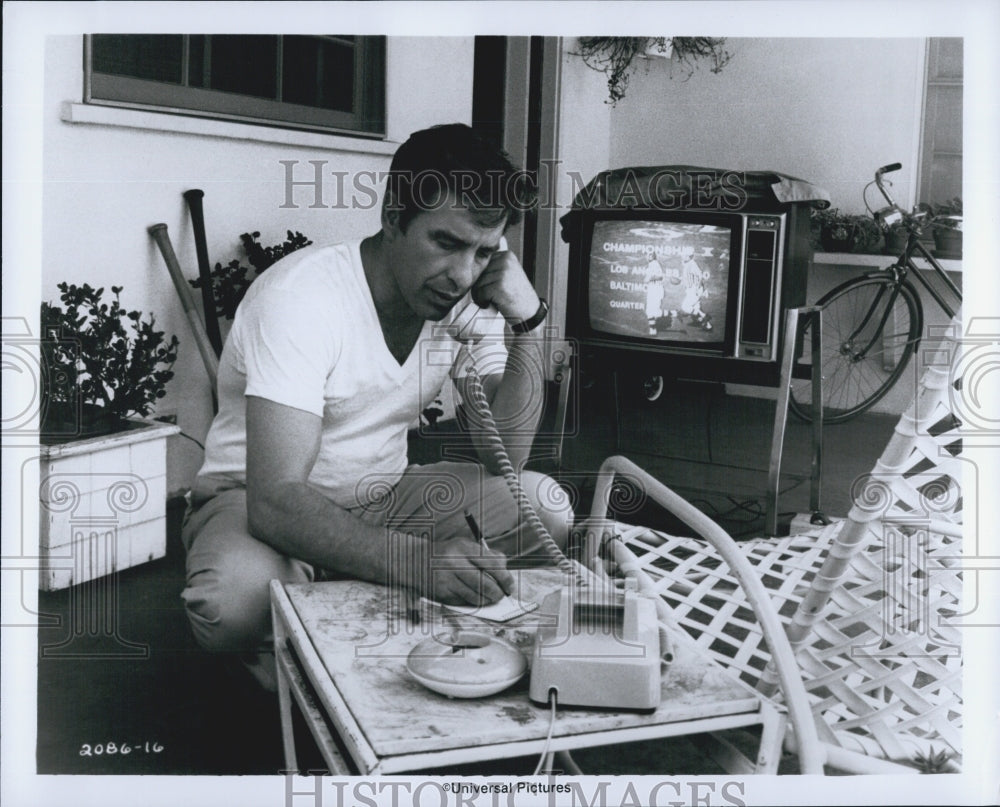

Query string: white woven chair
579 316 964 774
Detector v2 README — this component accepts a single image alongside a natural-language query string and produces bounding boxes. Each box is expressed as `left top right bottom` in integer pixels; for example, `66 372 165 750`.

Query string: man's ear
381 203 400 238
381 190 404 239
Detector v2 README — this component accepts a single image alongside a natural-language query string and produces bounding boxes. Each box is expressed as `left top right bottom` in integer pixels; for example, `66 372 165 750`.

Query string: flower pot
882 228 909 255
820 223 857 253
41 402 140 444
38 418 180 590
933 218 963 259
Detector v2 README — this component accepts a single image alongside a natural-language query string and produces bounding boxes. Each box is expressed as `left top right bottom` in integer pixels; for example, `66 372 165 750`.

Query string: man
678 246 713 331
180 124 573 689
643 256 666 336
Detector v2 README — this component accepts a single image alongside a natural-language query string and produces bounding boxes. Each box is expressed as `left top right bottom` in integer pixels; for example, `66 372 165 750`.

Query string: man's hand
471 250 539 324
424 536 515 606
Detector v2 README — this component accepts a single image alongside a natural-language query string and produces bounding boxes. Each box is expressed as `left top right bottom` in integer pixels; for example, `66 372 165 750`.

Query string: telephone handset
445 298 500 346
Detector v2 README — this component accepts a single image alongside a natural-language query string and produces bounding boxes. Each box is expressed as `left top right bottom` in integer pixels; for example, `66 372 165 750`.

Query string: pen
464 510 488 551
465 510 514 599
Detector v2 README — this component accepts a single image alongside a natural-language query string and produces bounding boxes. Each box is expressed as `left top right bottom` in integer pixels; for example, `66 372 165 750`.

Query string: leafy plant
810 208 881 252
809 208 850 247
882 219 911 253
672 37 733 76
576 36 731 104
911 746 954 773
927 197 962 229
189 230 312 320
852 216 882 252
420 398 445 429
41 282 180 429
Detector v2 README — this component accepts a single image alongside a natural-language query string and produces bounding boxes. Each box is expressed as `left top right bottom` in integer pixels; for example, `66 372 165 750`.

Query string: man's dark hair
385 123 537 232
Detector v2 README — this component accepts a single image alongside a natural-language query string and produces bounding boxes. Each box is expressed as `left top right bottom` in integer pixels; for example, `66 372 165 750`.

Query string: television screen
587 219 733 345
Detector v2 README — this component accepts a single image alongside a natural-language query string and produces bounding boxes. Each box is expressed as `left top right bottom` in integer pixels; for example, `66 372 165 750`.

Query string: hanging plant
671 37 733 76
576 36 732 104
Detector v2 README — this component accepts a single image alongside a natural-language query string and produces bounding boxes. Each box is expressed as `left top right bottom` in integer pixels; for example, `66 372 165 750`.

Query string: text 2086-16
79 741 163 757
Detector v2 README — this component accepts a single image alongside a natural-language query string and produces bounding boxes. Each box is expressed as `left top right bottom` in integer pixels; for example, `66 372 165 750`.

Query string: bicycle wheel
789 275 922 424
641 374 665 402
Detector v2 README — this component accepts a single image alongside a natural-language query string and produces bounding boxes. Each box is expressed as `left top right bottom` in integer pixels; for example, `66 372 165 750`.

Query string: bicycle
788 163 962 424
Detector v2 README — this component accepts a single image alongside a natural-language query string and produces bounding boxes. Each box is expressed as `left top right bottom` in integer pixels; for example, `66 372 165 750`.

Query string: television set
562 171 814 387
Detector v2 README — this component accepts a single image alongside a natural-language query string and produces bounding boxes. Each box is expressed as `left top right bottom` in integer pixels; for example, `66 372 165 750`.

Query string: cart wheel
641 375 664 402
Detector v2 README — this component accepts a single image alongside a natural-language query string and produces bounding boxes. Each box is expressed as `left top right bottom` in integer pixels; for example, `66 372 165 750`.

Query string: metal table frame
270 577 788 776
609 306 824 536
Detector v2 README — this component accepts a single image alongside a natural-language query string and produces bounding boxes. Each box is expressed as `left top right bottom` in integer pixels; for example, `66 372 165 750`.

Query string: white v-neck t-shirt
197 240 507 508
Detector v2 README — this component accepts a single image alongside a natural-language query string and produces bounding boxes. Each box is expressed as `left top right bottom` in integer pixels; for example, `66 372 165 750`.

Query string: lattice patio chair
578 316 965 775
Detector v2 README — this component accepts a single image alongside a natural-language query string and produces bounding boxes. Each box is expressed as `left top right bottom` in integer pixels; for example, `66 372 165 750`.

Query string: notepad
422 595 539 623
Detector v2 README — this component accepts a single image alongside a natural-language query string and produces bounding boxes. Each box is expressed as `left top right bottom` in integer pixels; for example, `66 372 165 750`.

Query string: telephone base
528 583 662 711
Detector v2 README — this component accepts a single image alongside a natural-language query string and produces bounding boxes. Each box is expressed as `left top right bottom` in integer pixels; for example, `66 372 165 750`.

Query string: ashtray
406 630 527 698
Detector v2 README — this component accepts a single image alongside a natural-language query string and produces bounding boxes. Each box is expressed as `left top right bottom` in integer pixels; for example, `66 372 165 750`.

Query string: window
86 34 385 137
918 38 962 207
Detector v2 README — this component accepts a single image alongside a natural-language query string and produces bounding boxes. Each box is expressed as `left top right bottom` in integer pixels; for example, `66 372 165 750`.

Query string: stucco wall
606 38 927 214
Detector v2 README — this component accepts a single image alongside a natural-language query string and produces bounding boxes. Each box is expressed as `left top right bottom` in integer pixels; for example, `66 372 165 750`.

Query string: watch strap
510 298 549 334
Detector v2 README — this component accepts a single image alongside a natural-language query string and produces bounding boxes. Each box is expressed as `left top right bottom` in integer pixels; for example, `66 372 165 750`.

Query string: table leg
272 603 299 773
555 749 583 775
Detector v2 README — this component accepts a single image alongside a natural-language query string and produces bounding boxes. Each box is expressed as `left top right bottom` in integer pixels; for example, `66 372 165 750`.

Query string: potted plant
882 220 911 255
809 208 852 252
928 197 962 259
575 36 731 104
810 208 882 254
41 282 180 438
852 216 882 254
38 282 181 590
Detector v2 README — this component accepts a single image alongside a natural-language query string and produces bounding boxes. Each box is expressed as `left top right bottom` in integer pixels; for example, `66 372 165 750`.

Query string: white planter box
38 419 180 591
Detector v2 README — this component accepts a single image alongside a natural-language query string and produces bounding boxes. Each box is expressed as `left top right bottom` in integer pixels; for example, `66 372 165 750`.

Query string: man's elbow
246 486 283 541
246 499 270 541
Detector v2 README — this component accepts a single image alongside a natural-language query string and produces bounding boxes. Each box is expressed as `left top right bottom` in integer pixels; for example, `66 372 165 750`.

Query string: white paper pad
422 595 539 623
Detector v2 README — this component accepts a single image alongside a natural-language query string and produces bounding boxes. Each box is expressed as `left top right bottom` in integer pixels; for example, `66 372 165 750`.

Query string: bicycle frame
846 164 963 361
842 274 908 362
894 233 961 319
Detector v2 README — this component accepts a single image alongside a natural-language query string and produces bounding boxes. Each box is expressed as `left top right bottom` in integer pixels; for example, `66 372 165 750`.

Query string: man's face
382 196 507 321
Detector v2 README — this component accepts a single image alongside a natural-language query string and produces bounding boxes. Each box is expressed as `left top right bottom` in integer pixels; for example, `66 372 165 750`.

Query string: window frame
916 37 962 207
83 34 386 138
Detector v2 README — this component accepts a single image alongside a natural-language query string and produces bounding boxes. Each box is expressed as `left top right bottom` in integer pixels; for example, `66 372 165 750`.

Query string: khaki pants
180 461 573 655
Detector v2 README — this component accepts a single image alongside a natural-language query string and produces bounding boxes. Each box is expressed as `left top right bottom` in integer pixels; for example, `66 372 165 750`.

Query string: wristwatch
510 298 549 334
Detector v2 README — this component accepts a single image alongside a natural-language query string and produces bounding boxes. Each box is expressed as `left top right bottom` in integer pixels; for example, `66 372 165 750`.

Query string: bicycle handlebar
872 162 934 239
874 163 902 207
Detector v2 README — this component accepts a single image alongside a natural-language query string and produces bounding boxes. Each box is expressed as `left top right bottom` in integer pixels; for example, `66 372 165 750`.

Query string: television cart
603 306 824 537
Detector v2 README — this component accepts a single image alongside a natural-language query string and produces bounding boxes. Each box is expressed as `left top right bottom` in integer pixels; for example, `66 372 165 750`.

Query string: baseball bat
182 189 224 357
148 222 220 411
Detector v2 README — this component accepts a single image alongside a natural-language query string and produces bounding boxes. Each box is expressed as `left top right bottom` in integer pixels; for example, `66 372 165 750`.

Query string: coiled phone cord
457 345 587 587
459 349 674 668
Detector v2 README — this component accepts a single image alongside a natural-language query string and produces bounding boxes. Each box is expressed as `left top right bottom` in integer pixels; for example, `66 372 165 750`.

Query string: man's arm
244 395 512 604
458 330 545 472
454 249 547 472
